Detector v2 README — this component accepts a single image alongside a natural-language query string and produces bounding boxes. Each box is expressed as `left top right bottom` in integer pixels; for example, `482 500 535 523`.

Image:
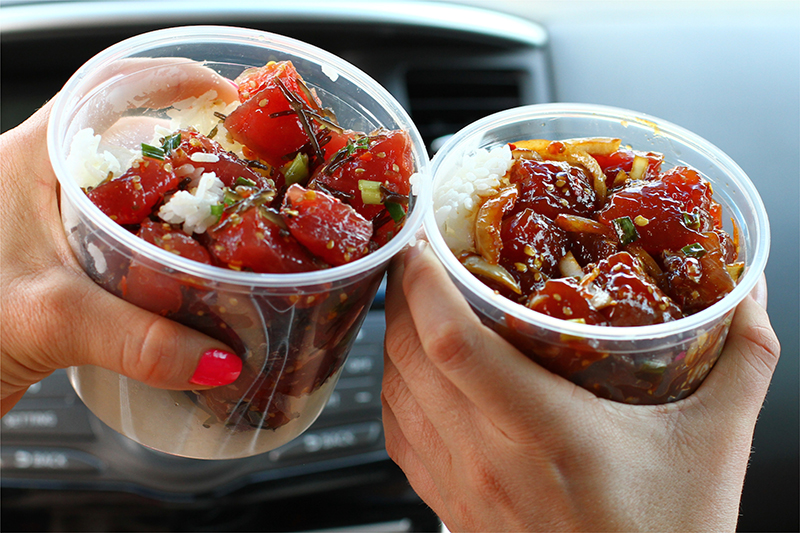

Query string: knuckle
464 454 513 509
383 319 421 368
8 269 82 364
424 318 480 372
121 316 185 385
738 323 782 382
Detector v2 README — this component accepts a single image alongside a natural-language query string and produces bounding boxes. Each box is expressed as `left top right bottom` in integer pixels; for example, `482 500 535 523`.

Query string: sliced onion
474 186 518 265
558 251 584 278
461 254 521 295
555 214 614 236
629 155 649 181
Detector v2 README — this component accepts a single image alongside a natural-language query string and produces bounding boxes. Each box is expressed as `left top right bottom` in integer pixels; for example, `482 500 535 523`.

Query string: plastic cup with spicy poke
424 103 769 404
47 26 429 459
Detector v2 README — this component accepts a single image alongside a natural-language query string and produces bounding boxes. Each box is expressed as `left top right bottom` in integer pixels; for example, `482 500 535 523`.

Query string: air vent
406 68 524 154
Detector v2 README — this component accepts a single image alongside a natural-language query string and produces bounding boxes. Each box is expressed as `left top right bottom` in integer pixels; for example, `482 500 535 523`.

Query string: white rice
166 90 245 156
158 172 225 234
432 144 514 254
65 128 130 189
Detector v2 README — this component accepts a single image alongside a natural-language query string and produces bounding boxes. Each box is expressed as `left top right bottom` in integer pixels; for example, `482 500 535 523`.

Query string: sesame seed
514 262 528 272
553 294 562 301
326 240 335 249
259 99 268 107
634 215 650 226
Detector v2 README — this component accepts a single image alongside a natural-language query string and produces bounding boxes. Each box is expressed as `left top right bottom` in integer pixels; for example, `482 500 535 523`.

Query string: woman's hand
0 61 241 417
382 240 780 532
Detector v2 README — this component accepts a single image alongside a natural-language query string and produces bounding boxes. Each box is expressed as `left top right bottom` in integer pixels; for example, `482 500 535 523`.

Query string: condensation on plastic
424 104 769 404
48 26 430 459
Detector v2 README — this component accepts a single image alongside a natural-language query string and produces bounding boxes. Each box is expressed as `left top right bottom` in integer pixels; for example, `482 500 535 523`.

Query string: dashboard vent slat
406 68 524 153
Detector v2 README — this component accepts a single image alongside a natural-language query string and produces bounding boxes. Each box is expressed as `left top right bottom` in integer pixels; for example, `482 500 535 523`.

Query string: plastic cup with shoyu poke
424 104 769 404
48 26 430 459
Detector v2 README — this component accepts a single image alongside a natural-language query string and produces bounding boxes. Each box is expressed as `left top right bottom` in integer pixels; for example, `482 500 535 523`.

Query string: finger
101 116 170 151
4 268 241 396
77 58 239 133
87 57 239 108
694 275 780 417
384 252 486 440
381 349 452 473
381 390 453 525
399 241 582 428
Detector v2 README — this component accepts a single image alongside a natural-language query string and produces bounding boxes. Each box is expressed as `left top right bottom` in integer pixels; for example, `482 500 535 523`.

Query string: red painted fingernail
190 349 242 386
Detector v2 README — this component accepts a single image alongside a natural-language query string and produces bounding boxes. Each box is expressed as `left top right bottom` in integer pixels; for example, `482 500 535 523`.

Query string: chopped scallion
161 133 181 153
385 202 405 223
681 243 706 257
235 176 257 187
282 153 309 185
612 216 639 246
210 204 224 219
141 143 165 160
358 179 383 205
682 211 701 230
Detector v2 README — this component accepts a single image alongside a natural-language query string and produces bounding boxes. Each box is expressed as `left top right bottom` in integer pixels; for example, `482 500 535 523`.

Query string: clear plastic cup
48 26 430 459
424 103 769 404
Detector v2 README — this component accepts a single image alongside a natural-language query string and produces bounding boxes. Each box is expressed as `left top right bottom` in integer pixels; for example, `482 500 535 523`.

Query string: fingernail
228 78 239 89
190 349 242 386
404 239 428 265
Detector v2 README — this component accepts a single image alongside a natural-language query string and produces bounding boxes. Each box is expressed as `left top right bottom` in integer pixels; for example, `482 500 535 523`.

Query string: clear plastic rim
48 25 430 289
424 103 770 342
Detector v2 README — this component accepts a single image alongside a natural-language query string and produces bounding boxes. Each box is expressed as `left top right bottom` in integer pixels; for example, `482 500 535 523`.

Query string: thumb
695 275 780 416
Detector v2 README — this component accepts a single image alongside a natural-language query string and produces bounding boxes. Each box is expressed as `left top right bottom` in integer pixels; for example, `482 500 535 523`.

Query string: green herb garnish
235 176 257 187
612 216 639 246
345 135 370 155
385 202 405 223
283 153 309 185
210 204 224 219
358 179 383 205
681 242 706 258
161 132 182 153
141 143 165 160
681 211 701 230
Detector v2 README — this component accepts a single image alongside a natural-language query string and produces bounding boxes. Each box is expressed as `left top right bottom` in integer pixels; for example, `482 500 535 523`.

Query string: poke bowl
424 103 769 404
47 26 429 459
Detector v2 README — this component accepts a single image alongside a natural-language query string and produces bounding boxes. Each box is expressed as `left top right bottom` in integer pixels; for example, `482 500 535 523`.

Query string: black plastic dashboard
2 1 798 532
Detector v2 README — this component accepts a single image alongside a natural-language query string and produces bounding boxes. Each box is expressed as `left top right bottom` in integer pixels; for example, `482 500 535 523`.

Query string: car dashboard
1 1 798 531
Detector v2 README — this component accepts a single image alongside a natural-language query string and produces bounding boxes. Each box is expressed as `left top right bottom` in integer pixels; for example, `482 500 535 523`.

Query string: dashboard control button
1 447 103 474
1 404 95 439
268 422 382 462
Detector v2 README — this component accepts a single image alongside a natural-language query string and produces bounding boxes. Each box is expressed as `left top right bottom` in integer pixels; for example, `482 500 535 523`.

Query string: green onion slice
283 153 309 186
358 180 383 205
681 242 706 257
235 176 257 187
210 204 224 219
385 202 406 223
612 216 639 246
141 143 165 160
681 211 701 230
161 132 182 153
